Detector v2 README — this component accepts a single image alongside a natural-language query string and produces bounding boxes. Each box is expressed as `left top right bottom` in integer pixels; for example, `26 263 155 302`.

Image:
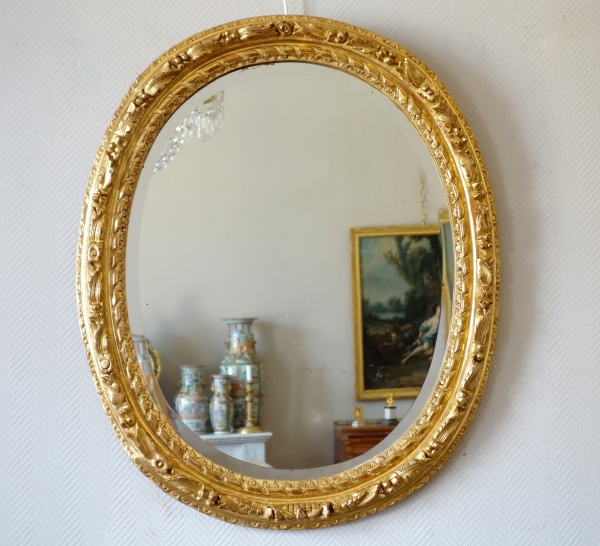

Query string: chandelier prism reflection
154 91 225 172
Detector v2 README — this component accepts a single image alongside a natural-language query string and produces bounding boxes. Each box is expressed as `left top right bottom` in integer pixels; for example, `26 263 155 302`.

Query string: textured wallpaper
1 1 599 544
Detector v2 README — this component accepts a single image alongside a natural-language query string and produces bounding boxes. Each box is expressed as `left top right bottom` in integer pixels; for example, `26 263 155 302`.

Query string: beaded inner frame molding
77 16 499 529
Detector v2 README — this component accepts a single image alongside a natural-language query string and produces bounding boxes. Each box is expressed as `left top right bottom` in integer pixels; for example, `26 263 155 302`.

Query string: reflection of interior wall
132 64 448 469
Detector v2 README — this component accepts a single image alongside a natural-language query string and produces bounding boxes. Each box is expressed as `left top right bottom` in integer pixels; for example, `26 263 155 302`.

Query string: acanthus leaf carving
397 56 426 88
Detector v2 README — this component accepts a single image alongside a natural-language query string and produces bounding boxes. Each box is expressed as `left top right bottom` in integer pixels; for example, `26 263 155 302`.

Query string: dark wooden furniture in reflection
334 420 397 463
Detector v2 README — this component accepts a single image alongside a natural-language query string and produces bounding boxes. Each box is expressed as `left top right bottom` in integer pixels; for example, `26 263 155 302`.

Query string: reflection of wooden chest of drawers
334 420 396 463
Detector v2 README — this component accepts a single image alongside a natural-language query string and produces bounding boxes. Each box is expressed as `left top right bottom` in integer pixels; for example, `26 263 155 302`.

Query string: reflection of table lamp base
382 395 399 426
237 377 263 434
238 424 264 434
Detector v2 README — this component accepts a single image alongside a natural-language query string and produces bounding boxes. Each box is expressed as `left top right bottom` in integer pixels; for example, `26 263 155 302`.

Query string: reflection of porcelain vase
174 366 208 434
209 375 233 434
219 318 262 429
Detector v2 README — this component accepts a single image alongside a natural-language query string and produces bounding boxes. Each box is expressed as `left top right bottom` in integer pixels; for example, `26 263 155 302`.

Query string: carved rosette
77 16 499 528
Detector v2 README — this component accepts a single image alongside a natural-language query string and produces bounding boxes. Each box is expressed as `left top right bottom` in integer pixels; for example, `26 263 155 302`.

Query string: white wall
2 1 599 544
128 63 447 469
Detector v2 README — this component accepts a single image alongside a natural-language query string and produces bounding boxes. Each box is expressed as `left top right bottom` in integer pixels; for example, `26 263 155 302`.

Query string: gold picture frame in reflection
352 224 444 400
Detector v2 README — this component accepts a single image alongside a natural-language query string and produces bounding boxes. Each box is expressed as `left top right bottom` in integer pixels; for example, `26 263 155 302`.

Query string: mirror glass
126 62 453 477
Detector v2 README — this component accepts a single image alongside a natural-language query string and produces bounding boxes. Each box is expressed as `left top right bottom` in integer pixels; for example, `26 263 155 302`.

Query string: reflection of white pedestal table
200 431 272 464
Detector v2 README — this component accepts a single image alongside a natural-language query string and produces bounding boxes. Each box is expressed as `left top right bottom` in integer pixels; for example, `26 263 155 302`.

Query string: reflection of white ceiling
126 62 449 471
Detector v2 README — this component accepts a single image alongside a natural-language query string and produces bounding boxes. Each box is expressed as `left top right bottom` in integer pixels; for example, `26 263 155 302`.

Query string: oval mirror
78 16 498 528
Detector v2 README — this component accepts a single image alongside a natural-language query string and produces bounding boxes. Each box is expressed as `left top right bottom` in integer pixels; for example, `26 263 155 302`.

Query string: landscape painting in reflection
353 226 443 398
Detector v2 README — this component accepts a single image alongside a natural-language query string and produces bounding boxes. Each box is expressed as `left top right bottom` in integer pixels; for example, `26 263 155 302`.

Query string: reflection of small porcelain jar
174 366 208 434
209 375 233 434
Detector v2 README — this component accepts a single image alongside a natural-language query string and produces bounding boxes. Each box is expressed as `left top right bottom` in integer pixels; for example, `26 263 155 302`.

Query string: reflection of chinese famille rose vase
209 375 233 434
219 318 262 429
174 366 208 434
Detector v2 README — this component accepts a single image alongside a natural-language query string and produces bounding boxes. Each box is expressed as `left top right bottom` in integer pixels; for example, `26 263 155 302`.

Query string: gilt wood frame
77 15 499 529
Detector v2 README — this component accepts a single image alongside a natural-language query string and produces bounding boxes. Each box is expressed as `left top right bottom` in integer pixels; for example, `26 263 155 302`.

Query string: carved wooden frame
77 15 499 529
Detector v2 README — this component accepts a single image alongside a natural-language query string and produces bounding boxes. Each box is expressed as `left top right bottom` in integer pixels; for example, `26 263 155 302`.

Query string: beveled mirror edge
77 15 499 528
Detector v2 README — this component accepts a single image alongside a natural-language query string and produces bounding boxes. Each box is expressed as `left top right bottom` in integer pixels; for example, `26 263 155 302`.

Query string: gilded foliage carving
77 16 498 528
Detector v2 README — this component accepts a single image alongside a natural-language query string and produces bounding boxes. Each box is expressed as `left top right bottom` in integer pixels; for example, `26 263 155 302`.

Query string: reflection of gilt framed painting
352 224 444 400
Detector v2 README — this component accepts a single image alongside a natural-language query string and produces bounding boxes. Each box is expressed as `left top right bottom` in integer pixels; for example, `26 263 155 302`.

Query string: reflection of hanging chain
283 0 287 15
420 173 427 225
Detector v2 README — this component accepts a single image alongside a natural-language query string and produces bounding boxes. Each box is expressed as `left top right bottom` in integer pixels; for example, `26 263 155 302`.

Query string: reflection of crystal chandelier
154 91 225 172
